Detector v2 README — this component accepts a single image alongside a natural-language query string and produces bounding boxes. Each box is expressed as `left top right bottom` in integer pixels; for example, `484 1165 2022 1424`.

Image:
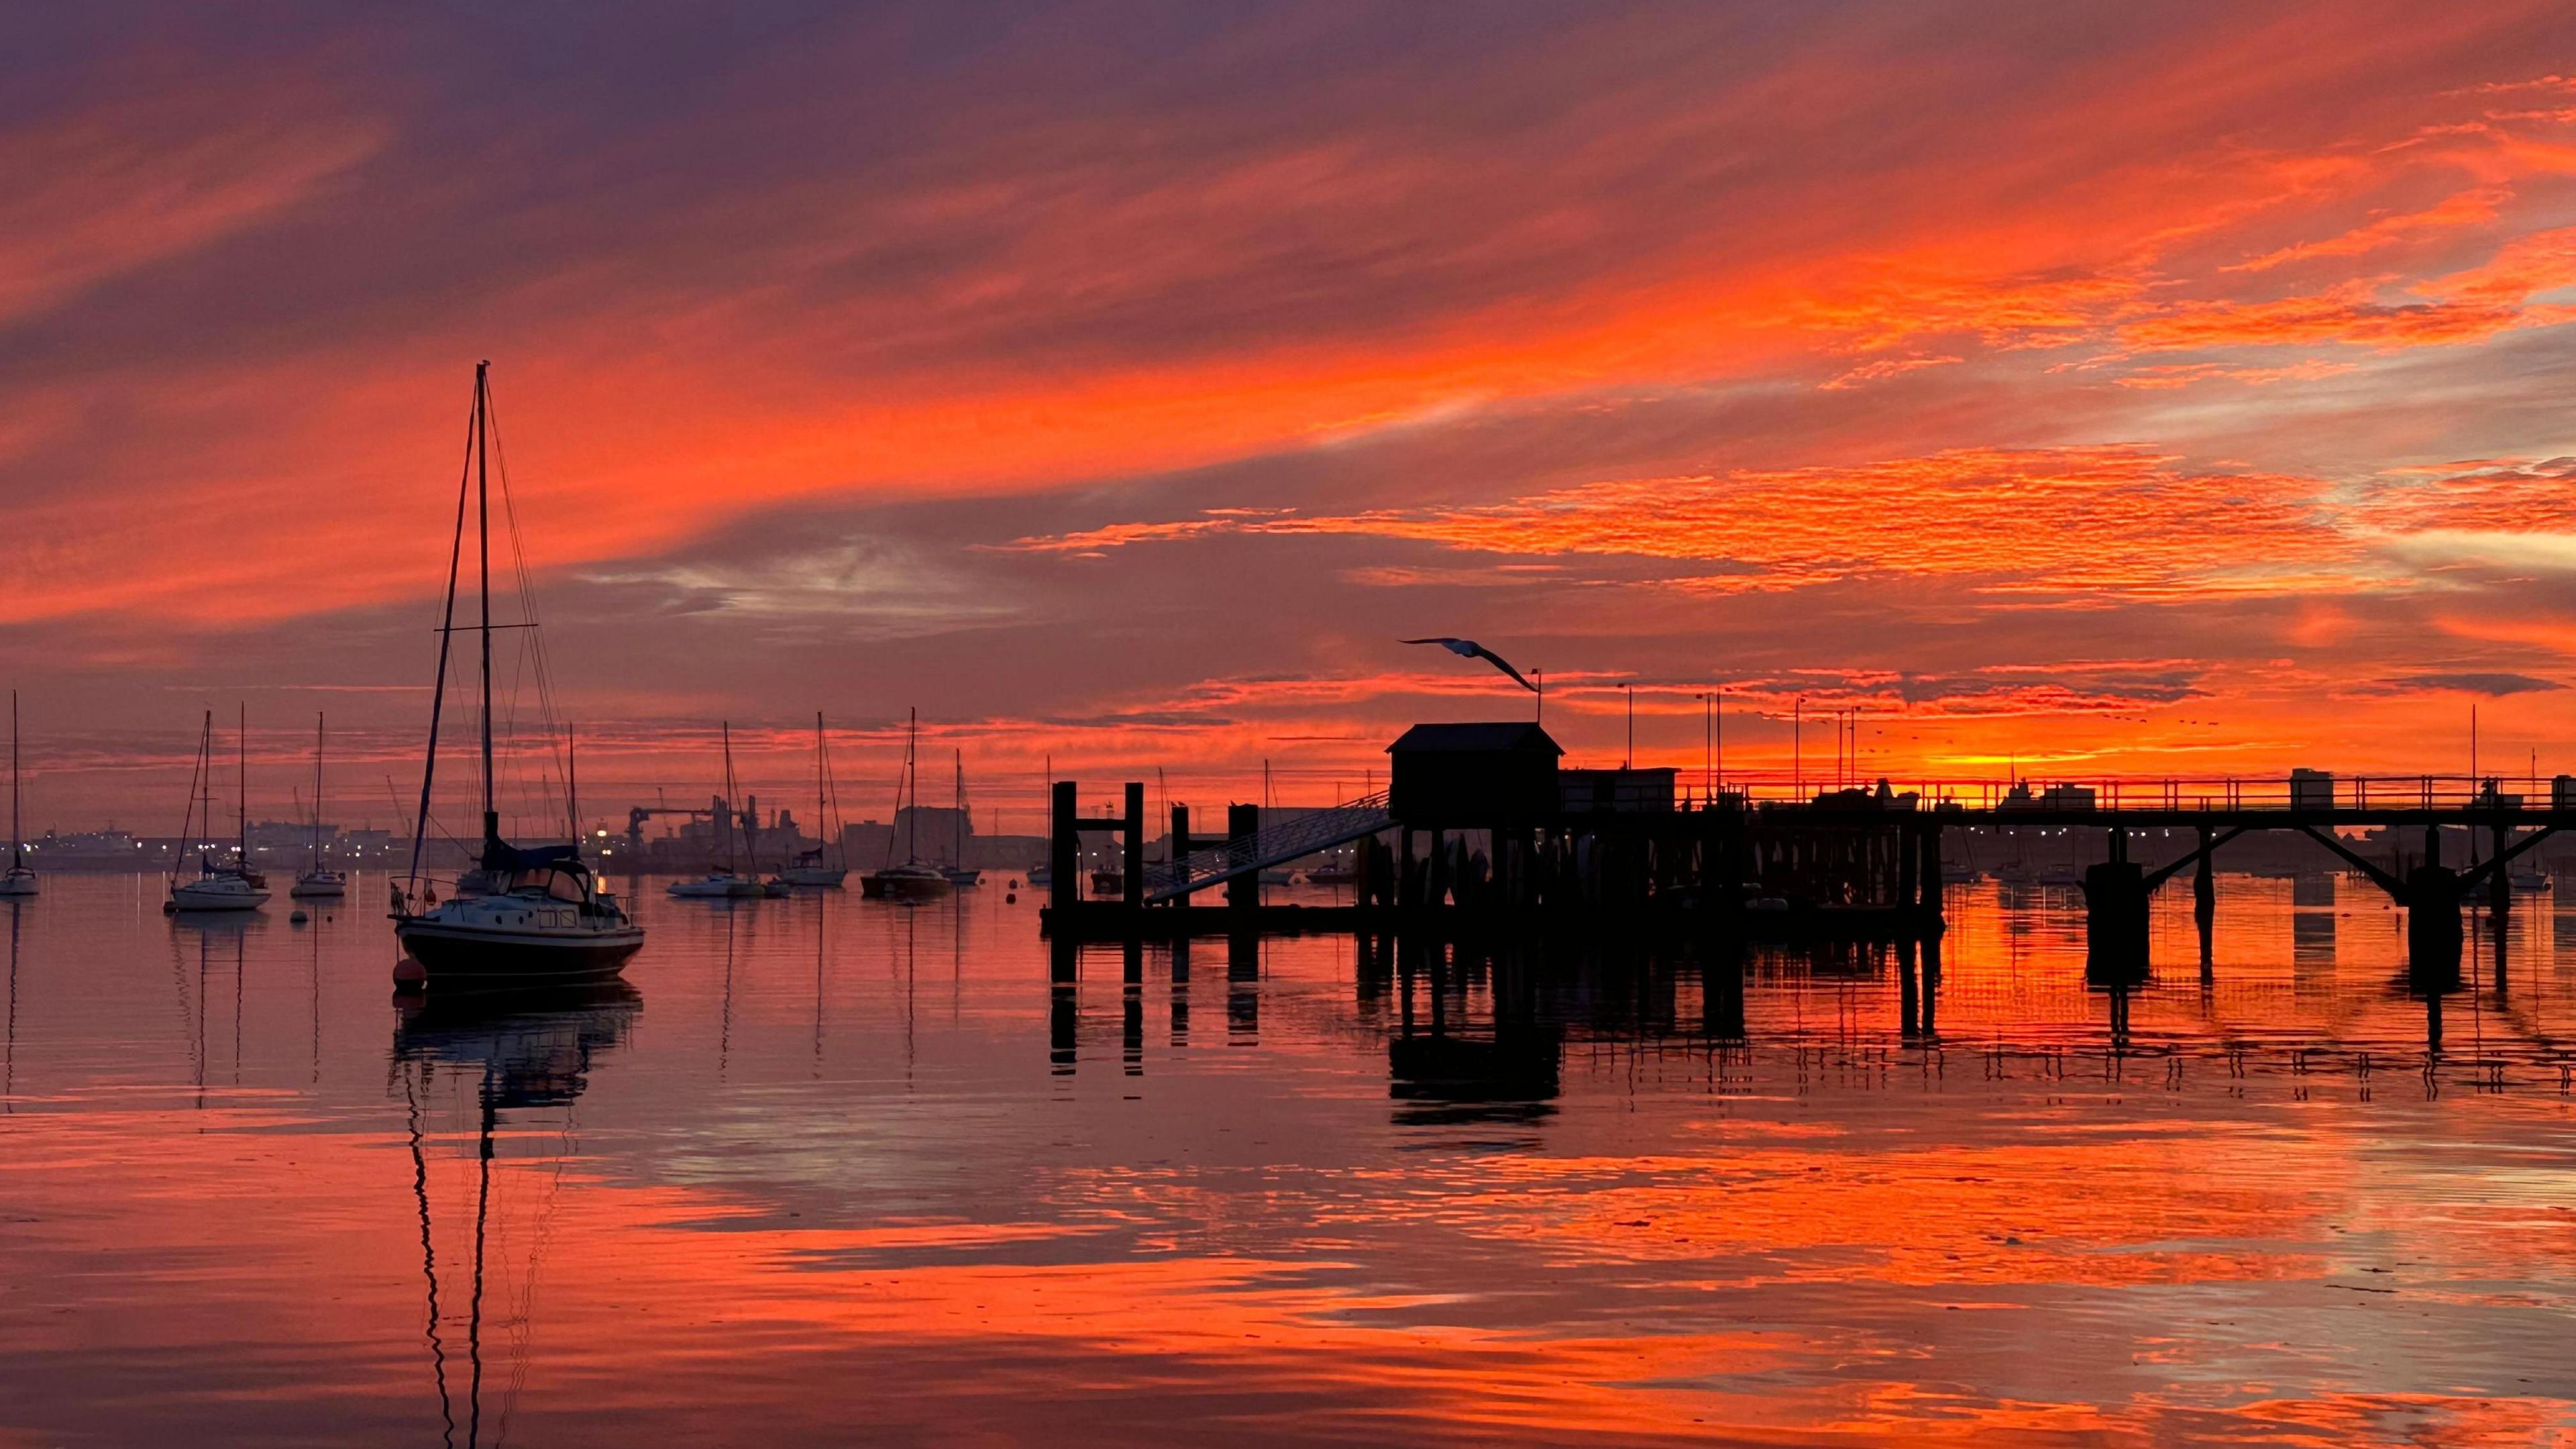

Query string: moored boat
859 709 949 902
391 362 643 985
290 712 346 898
0 691 33 898
168 706 268 914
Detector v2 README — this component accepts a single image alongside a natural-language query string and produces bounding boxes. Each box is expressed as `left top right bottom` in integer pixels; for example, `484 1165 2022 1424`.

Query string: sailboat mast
311 712 323 870
565 723 580 845
404 366 478 900
904 709 918 864
237 702 248 865
8 690 18 868
953 749 963 869
475 362 496 851
721 722 739 874
814 712 824 861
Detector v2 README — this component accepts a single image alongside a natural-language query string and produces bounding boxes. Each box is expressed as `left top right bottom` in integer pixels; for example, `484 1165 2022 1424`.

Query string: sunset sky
8 1 2576 831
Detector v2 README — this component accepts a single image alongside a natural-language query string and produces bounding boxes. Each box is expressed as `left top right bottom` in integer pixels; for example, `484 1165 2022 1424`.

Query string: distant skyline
9 1 2576 828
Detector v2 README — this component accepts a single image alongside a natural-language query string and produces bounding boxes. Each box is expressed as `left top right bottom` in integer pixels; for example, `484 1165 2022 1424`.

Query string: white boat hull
171 878 268 911
290 871 347 898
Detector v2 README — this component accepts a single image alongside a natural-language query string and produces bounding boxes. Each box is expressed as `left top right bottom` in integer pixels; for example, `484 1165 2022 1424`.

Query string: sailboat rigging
291 712 346 898
782 712 848 888
392 362 643 983
942 749 979 888
861 709 947 900
168 705 268 912
669 722 767 898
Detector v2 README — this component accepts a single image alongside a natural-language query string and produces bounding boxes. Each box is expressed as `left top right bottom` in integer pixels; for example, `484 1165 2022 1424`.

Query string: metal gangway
1142 789 1393 904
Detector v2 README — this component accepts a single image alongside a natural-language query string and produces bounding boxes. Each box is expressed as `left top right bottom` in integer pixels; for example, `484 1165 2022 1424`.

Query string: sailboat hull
860 869 947 901
395 916 644 983
0 867 34 898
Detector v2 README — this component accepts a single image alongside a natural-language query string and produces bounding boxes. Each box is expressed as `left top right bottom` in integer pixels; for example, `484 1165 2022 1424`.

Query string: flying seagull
1401 637 1538 693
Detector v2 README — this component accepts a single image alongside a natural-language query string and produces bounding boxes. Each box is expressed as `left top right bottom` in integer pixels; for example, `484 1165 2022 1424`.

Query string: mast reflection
394 981 641 1448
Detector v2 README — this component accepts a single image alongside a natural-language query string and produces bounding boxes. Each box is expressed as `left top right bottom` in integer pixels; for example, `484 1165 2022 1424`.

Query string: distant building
2290 769 2334 811
1998 782 2096 811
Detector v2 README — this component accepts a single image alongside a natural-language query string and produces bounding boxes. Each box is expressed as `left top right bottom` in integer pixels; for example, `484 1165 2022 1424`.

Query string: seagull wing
1468 644 1539 693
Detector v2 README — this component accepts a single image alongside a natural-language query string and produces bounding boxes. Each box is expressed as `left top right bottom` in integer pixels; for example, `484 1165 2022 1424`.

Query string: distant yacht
290 712 346 898
168 706 268 913
861 709 948 902
669 722 768 899
392 362 642 983
0 690 34 898
780 711 848 888
941 749 980 887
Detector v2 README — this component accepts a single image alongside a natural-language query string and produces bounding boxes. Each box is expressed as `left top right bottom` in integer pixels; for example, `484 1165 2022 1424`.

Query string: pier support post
1898 825 1919 912
1123 783 1145 911
1227 804 1259 914
2194 824 2216 977
2082 859 2151 984
2492 822 2512 925
1170 802 1191 904
1917 822 1944 933
1050 780 1077 914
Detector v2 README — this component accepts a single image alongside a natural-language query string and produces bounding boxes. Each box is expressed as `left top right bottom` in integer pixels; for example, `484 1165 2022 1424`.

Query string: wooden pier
1041 724 2571 985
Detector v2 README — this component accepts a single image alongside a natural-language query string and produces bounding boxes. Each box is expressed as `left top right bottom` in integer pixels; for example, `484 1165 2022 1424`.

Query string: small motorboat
941 865 981 888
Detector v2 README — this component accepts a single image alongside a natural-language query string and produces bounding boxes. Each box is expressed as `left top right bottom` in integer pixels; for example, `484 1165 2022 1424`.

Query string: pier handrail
1144 789 1393 903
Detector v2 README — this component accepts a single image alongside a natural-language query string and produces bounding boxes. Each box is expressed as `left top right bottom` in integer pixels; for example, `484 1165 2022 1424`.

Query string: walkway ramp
1142 790 1392 903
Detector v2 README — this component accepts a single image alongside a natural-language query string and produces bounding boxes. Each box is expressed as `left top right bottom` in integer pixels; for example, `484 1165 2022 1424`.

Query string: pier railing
1142 789 1393 903
1682 773 2567 814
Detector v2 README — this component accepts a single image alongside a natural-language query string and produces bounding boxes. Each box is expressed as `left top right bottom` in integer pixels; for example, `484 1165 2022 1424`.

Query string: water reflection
394 981 641 1448
0 876 2573 1445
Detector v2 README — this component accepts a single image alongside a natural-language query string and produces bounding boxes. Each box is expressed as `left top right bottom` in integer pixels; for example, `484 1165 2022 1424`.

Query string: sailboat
782 712 847 888
669 722 767 898
392 362 643 983
942 749 980 887
290 712 346 898
169 706 268 912
0 691 33 897
861 710 947 900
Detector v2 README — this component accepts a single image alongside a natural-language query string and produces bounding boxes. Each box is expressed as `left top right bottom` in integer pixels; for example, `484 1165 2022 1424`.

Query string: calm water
3 874 2574 1446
